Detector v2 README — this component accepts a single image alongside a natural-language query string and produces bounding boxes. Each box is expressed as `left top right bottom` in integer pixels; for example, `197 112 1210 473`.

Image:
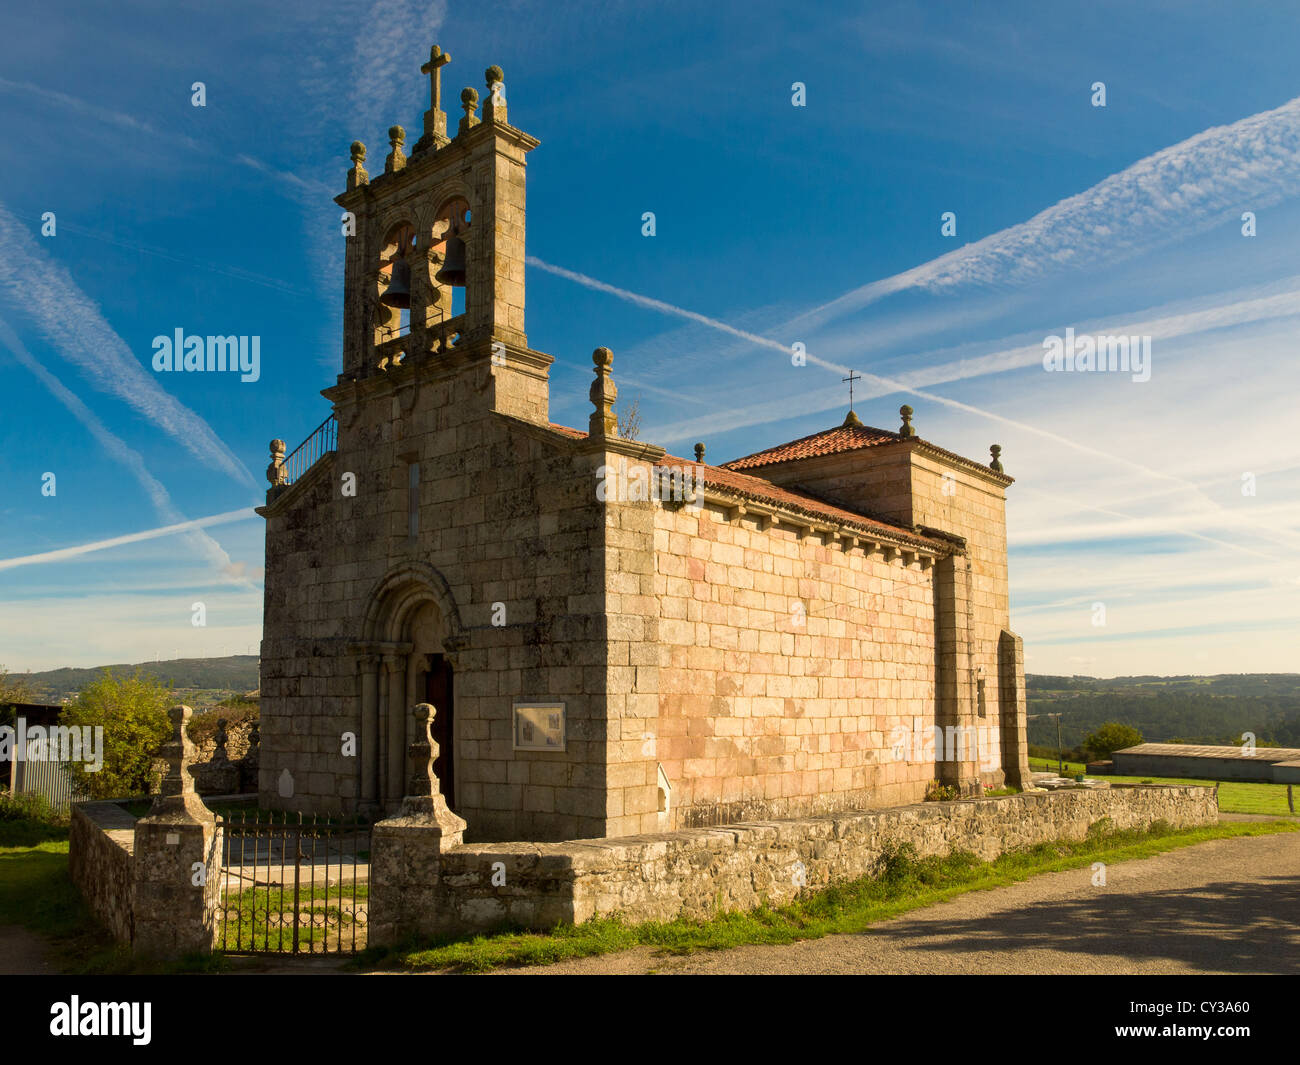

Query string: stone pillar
999 630 1034 788
131 705 221 957
934 554 980 794
359 655 379 813
369 703 468 946
384 654 406 810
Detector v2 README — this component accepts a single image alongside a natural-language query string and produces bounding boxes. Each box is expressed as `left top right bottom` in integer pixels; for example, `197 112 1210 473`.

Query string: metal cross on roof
842 370 862 411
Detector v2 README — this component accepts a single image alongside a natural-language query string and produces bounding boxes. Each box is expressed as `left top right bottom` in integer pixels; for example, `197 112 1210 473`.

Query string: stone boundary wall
69 801 137 944
370 784 1216 943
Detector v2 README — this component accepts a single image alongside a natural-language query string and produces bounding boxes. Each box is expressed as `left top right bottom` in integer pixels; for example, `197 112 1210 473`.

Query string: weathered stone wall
68 802 136 944
739 440 1017 793
651 498 940 829
260 370 614 840
369 784 1216 941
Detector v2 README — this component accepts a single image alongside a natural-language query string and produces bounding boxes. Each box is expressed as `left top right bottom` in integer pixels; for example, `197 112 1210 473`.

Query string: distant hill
1026 673 1300 749
12 658 1300 749
18 656 260 702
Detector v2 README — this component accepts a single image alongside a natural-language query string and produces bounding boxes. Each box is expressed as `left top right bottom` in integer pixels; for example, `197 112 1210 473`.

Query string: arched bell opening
428 197 470 350
376 221 417 350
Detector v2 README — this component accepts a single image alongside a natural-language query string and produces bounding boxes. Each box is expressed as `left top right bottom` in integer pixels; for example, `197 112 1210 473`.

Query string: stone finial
990 444 1004 473
694 442 706 463
842 409 863 428
347 140 368 190
589 346 618 439
407 702 439 798
386 125 406 174
458 87 480 136
394 703 466 838
484 64 507 124
147 705 212 820
899 404 916 438
267 439 286 486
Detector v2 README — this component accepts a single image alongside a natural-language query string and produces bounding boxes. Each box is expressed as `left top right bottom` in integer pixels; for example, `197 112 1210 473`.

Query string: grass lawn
362 818 1298 974
1027 758 1298 817
0 819 129 971
0 818 221 973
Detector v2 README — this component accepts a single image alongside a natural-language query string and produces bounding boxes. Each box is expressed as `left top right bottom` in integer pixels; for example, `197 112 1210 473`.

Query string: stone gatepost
369 702 467 945
131 705 221 957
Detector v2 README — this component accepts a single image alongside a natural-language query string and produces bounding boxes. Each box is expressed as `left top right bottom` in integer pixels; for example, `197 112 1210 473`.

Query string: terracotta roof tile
723 422 901 470
535 421 951 552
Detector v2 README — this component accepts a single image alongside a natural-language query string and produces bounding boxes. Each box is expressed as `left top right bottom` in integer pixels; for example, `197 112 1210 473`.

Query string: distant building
2 703 90 810
1112 743 1300 784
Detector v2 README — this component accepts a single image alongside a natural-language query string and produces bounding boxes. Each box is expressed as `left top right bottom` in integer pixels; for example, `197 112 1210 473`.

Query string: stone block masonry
368 783 1216 942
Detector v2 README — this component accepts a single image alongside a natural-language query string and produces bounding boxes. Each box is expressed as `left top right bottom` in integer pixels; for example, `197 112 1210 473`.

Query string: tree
616 396 642 441
60 669 173 799
0 665 33 728
1082 721 1143 761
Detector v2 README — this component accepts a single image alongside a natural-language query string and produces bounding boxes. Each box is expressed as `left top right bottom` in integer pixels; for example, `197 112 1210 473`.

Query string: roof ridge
722 421 901 471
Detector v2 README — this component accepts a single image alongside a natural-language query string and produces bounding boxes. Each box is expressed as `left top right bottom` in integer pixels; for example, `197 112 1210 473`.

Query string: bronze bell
435 235 467 287
380 256 411 309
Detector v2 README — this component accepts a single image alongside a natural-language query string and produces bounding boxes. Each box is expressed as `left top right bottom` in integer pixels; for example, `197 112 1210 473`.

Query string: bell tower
332 45 549 422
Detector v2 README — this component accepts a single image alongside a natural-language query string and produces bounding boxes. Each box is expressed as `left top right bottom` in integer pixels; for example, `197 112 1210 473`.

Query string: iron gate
216 810 370 954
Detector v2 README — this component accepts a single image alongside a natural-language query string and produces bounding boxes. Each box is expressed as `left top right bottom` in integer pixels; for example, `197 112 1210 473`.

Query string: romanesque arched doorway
356 564 462 816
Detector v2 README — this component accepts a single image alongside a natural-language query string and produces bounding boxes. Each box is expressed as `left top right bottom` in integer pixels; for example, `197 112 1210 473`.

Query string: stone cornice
335 120 539 208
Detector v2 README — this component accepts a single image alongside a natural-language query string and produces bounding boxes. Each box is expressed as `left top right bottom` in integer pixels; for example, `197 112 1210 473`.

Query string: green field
1027 758 1298 817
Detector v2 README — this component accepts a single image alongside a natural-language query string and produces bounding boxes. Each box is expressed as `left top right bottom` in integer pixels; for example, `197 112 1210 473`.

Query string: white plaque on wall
513 702 566 752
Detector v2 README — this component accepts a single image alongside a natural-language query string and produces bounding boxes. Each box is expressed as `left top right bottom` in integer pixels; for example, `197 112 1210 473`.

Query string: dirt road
491 832 1300 975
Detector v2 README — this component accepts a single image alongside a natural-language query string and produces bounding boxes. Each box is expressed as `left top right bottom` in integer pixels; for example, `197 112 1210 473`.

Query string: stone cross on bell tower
415 44 452 153
331 40 553 425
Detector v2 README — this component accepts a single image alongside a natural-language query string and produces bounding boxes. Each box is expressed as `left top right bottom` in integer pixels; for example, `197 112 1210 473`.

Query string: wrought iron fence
281 415 337 486
216 809 370 954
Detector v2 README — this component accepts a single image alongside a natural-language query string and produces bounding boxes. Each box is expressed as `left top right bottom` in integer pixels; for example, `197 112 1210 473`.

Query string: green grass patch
364 818 1298 974
218 880 368 953
0 815 224 973
1027 759 1297 818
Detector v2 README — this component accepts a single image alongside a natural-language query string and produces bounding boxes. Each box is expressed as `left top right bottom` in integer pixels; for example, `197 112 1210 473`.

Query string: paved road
491 832 1300 975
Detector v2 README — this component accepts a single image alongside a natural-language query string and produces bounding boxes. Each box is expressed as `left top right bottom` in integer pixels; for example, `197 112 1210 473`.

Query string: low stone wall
370 784 1215 943
69 801 137 944
67 707 225 957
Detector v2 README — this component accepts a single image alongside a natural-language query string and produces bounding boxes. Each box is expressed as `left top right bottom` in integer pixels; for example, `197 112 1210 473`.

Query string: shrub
924 780 958 802
61 669 172 799
0 791 66 824
1082 722 1143 761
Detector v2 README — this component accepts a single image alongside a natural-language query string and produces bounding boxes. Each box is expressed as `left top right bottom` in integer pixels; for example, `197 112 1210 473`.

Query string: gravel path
0 925 59 975
489 831 1300 975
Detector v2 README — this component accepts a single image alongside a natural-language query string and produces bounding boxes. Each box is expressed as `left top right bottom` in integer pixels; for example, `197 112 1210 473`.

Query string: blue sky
2 0 1298 676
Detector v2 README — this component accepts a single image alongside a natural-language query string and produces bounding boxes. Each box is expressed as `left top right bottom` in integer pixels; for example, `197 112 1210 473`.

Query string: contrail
0 318 258 584
0 203 258 489
0 508 258 571
790 93 1300 330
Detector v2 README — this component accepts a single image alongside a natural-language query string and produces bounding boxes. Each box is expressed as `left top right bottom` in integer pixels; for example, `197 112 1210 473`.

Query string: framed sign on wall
512 702 566 752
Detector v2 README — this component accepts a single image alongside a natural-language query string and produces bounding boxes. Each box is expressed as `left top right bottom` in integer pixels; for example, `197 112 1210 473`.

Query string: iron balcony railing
281 414 337 486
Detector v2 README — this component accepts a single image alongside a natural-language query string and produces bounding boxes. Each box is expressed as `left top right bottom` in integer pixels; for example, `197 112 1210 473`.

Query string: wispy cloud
0 316 258 583
0 202 258 489
790 94 1300 331
0 508 257 572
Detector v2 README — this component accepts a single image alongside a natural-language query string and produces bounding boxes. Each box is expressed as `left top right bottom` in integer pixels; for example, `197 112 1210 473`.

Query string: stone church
258 43 1031 842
